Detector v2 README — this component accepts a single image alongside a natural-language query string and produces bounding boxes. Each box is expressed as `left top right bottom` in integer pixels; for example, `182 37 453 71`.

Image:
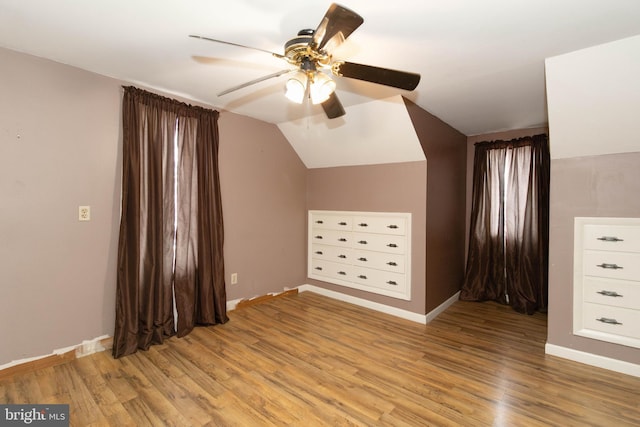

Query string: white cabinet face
574 217 640 349
308 210 412 301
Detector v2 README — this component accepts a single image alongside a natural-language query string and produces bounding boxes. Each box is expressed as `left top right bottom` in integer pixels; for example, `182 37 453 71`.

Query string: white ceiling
279 95 425 168
1 0 640 137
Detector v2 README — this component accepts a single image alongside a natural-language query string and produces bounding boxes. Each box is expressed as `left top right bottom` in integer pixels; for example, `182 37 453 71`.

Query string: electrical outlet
230 273 238 285
79 206 91 221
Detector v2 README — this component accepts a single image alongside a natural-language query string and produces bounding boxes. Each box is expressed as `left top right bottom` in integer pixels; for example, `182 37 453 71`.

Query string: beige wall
548 153 640 364
545 35 640 366
306 162 428 314
219 113 308 301
405 99 468 312
1 47 122 364
0 47 308 365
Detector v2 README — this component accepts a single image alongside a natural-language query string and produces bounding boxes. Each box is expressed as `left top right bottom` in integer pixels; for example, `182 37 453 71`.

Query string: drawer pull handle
387 261 398 266
358 275 367 279
315 220 324 224
387 280 398 286
597 263 623 270
597 236 624 242
358 240 368 245
358 223 369 227
338 271 347 275
338 222 347 226
338 254 347 259
387 224 399 229
597 290 623 298
338 238 347 242
596 317 623 325
315 267 323 271
315 235 323 239
315 251 323 255
358 257 368 262
387 243 398 248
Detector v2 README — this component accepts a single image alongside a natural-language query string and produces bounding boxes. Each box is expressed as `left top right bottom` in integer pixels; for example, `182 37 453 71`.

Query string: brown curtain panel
113 87 228 358
460 134 549 314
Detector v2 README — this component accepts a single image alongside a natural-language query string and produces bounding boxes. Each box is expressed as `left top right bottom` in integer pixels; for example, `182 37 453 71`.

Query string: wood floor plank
117 355 195 426
52 363 110 426
71 356 134 425
1 291 639 426
120 396 166 426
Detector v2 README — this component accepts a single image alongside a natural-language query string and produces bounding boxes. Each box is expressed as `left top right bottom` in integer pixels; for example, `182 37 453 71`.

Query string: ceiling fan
189 3 420 119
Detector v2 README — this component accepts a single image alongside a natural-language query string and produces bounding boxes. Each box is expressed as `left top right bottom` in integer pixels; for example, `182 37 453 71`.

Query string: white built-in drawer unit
308 210 411 300
573 217 640 348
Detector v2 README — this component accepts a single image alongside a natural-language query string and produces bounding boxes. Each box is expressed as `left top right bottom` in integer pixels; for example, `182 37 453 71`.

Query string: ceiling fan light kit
309 72 337 104
190 3 420 119
285 72 307 104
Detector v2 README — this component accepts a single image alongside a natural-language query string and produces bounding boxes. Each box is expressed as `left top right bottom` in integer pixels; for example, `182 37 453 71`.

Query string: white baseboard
426 291 461 323
545 343 640 378
298 284 460 325
0 334 111 373
227 287 298 312
227 298 242 312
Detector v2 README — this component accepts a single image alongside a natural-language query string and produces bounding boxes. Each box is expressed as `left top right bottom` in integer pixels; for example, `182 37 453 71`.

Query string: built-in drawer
310 229 352 248
352 249 405 273
583 224 640 253
310 259 353 281
351 232 406 254
351 266 406 291
308 210 412 301
583 250 640 281
352 215 406 235
311 244 353 264
583 276 640 310
310 214 352 231
582 302 640 340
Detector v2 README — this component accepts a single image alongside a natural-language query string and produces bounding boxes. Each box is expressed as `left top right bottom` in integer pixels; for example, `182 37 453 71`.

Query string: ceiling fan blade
189 35 285 59
218 69 294 96
334 62 421 91
321 92 346 119
312 4 364 54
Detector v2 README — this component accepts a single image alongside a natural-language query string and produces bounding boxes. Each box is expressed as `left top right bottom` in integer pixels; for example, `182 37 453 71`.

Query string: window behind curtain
460 134 549 314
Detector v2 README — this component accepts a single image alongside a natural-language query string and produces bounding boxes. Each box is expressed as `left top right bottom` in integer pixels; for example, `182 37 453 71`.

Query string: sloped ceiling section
546 34 640 160
278 95 425 169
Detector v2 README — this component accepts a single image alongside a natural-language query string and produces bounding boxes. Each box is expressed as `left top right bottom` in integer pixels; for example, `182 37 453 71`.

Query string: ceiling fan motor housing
284 29 332 70
284 30 315 60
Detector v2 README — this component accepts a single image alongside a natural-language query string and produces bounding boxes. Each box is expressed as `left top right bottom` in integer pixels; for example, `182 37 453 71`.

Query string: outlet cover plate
79 206 91 221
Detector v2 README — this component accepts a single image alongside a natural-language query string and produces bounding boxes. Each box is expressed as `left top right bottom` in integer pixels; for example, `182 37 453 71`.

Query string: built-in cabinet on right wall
545 34 640 375
573 217 640 349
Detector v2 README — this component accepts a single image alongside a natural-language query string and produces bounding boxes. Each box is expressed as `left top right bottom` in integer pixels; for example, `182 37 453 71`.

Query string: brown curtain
460 134 549 314
113 87 228 358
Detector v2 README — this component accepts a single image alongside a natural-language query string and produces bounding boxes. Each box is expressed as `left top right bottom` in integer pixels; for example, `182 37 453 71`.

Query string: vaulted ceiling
2 0 640 140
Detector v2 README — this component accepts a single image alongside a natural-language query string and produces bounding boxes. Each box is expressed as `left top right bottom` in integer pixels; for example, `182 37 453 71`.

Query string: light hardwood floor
1 291 639 426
